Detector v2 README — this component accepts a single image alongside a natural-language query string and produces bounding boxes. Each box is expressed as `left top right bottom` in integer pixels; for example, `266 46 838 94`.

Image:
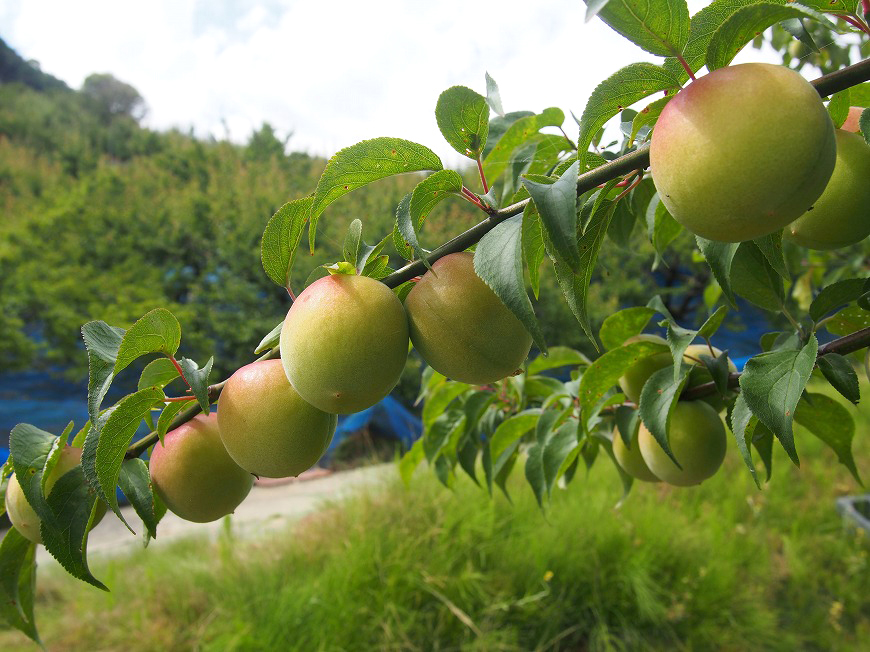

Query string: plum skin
5 446 106 544
280 273 409 414
650 62 836 243
638 401 727 487
150 412 254 523
217 359 337 479
783 129 870 250
404 252 532 385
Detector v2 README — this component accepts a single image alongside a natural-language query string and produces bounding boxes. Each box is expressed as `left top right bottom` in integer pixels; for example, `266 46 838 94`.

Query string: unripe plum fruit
404 252 532 385
617 334 671 404
619 336 736 411
612 427 660 483
650 62 836 242
783 129 870 250
150 412 253 523
280 273 409 414
638 401 726 487
841 106 864 134
218 359 338 477
5 446 106 544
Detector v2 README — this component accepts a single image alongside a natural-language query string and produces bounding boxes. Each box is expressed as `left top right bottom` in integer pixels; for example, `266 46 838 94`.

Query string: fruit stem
461 186 493 214
842 13 870 37
613 170 644 201
164 396 196 403
676 55 696 82
286 286 296 302
168 355 191 390
476 156 490 194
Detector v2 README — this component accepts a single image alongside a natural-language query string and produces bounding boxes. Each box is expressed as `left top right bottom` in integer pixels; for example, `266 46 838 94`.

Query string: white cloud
1 0 785 165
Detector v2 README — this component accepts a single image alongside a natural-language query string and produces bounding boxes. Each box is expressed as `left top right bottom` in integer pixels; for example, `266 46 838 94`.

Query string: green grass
2 389 869 651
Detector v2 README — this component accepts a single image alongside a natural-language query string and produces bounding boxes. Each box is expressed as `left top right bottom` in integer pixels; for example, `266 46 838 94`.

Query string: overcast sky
2 0 784 164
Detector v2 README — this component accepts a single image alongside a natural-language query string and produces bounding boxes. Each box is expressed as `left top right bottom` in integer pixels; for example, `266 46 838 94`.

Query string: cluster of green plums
612 335 733 487
651 63 870 249
6 62 867 537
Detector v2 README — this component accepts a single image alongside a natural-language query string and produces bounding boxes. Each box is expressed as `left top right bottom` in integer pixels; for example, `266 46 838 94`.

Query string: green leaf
137 358 180 392
593 0 690 57
825 306 870 337
706 3 829 71
738 336 818 465
82 387 165 524
523 160 582 272
528 347 591 375
114 308 182 375
663 0 763 83
261 197 312 288
0 529 39 645
599 307 656 350
827 89 851 128
489 410 542 475
795 393 862 485
177 356 213 412
156 401 189 442
542 421 580 494
521 202 546 299
118 458 162 540
578 338 670 421
860 109 870 145
729 392 761 487
435 86 490 159
254 320 283 355
474 215 547 353
40 467 108 591
578 63 681 153
647 195 682 256
392 194 414 261
9 423 60 528
586 0 615 22
552 196 619 346
730 241 784 311
630 95 672 143
697 305 729 340
753 422 774 482
82 320 125 423
637 365 692 465
695 237 739 308
424 410 466 464
342 218 363 267
483 108 564 182
397 170 464 269
485 72 504 117
817 353 860 404
310 138 442 251
597 434 634 503
809 278 870 321
752 231 788 280
399 439 425 487
422 382 470 432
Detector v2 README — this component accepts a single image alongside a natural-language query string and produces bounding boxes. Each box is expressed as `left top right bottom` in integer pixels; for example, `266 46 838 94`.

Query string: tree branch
681 327 870 400
382 58 870 289
124 59 870 459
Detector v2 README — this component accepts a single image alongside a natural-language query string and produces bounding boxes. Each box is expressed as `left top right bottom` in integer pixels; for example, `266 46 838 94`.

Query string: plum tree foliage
2 0 870 643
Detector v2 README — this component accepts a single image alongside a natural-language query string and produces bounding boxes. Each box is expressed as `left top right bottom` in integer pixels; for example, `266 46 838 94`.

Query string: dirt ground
36 464 391 564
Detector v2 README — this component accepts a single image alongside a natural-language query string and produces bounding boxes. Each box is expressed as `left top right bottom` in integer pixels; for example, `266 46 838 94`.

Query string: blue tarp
324 395 422 460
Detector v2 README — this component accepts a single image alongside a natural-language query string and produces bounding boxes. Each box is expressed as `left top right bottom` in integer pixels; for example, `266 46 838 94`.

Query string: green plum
404 252 532 385
218 359 337 478
783 129 870 250
650 62 835 242
280 273 409 414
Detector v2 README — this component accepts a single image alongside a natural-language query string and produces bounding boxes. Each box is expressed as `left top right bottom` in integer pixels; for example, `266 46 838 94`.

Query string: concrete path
36 464 392 563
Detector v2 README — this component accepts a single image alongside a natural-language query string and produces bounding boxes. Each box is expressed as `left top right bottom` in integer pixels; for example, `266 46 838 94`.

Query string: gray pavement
35 463 392 564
